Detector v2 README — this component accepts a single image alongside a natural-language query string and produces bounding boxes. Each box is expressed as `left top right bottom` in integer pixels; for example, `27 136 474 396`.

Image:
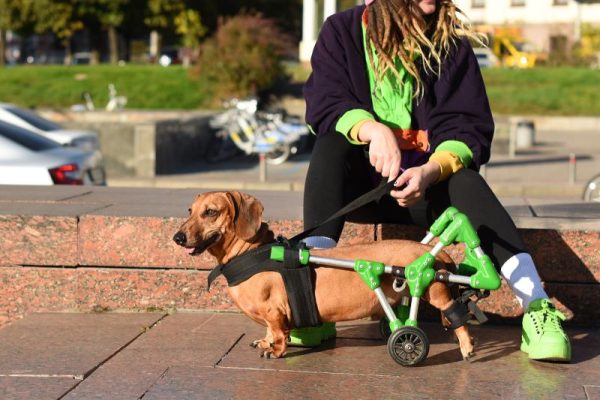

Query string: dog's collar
207 242 277 290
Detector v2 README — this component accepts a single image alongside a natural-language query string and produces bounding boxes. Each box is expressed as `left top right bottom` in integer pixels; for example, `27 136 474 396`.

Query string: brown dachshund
173 191 474 360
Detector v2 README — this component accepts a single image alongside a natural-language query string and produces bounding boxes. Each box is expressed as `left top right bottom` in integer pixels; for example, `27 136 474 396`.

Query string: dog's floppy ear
226 191 264 240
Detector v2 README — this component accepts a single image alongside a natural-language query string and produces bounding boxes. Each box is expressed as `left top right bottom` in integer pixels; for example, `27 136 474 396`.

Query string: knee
447 168 488 192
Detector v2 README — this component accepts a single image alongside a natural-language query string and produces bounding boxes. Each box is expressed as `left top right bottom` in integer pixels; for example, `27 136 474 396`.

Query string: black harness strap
207 241 320 327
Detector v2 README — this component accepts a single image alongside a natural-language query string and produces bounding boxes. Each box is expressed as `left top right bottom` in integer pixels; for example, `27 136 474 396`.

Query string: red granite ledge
78 215 215 268
0 265 79 325
0 266 235 327
0 265 598 328
0 215 78 266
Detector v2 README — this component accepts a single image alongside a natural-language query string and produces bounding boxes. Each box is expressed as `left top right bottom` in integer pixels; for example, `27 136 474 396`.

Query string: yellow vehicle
493 36 539 68
476 26 543 68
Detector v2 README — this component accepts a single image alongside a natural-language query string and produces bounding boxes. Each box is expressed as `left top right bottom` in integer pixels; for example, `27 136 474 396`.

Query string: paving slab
0 186 92 202
1 312 598 399
63 313 256 400
0 202 108 217
0 313 163 378
0 376 77 400
140 319 600 400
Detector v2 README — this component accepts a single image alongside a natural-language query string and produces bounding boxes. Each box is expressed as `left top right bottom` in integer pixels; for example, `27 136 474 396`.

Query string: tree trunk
63 39 72 65
149 30 161 63
108 26 118 64
0 29 6 67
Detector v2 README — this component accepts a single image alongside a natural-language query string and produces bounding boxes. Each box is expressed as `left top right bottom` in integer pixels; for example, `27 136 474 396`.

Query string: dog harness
207 239 321 328
206 180 398 328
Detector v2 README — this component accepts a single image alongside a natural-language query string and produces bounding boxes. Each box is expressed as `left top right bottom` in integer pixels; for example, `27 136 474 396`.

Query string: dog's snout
173 231 187 246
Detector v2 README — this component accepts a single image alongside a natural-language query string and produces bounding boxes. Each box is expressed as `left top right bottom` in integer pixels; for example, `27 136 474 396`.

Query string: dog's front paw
251 339 287 358
250 339 271 350
260 347 286 359
463 350 476 362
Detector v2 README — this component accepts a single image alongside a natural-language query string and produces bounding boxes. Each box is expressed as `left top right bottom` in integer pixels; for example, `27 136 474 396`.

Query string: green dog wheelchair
270 206 501 367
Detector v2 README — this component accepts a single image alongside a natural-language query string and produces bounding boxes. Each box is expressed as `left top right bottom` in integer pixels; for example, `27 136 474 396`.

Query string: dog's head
173 191 264 258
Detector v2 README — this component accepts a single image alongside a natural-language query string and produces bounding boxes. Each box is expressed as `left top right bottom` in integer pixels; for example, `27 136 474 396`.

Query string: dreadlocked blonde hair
365 0 484 97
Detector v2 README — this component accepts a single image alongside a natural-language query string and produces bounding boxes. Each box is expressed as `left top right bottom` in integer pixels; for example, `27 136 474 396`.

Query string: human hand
358 121 401 182
390 161 441 207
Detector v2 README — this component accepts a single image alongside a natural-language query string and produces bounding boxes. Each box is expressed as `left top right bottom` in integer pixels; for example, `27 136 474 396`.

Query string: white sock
500 253 548 310
301 236 337 249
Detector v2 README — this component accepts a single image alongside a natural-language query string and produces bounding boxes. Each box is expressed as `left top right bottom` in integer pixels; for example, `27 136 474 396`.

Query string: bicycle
207 97 310 165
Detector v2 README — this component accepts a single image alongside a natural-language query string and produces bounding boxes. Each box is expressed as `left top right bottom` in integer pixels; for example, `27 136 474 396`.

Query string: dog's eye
203 208 217 218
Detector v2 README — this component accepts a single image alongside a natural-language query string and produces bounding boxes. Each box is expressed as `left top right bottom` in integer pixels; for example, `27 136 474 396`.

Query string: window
472 0 485 8
0 121 59 151
6 106 62 131
511 0 525 6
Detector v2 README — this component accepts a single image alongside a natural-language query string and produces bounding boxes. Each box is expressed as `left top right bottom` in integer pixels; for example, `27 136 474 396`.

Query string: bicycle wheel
265 144 291 165
582 174 600 202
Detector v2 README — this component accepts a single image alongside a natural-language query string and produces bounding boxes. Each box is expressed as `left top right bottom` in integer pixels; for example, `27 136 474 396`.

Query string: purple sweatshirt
304 5 494 170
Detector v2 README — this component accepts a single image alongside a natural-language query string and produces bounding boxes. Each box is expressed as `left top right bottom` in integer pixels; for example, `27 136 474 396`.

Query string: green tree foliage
31 0 84 64
193 13 292 102
145 0 206 64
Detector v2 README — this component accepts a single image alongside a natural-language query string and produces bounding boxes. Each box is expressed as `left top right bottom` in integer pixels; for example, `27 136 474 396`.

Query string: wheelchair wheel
582 174 600 202
387 326 429 367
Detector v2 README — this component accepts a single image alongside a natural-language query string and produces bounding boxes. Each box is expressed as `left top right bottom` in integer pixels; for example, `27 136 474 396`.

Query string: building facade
452 0 600 55
300 0 600 61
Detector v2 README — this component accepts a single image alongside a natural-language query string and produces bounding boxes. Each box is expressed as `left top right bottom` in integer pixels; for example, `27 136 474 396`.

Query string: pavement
1 312 599 400
2 126 600 399
108 129 600 200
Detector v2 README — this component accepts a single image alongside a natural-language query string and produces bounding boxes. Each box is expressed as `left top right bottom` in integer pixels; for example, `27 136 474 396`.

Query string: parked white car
0 103 100 152
0 121 106 186
473 48 499 69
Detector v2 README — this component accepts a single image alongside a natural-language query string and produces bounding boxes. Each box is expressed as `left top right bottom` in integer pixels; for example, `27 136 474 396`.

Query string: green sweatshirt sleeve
336 109 375 144
435 140 474 168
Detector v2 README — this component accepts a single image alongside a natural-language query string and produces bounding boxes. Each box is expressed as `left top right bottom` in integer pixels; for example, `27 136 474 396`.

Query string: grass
0 63 599 115
482 67 600 116
0 65 211 110
287 63 600 116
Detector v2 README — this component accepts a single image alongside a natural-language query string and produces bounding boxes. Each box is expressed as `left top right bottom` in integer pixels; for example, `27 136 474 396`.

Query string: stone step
1 185 599 327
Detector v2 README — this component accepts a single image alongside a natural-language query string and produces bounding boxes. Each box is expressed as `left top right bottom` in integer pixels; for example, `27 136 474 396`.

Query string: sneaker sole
521 337 571 362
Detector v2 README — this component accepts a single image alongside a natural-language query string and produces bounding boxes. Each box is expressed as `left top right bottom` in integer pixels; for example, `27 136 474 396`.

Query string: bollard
569 153 577 184
515 120 535 149
259 153 267 182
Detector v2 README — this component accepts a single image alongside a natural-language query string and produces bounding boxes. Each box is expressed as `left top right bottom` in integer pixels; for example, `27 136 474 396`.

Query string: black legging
303 131 527 270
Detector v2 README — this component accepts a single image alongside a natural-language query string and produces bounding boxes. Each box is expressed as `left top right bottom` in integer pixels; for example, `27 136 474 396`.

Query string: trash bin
515 120 535 149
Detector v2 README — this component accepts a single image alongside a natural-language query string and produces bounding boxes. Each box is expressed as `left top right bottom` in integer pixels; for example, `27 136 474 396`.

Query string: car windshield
6 106 62 131
0 121 60 151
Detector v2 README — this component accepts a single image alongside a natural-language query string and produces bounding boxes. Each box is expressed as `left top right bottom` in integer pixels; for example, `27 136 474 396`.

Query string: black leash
289 179 396 243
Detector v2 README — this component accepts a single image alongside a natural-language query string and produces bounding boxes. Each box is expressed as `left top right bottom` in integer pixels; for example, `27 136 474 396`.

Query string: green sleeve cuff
336 109 375 144
434 140 473 168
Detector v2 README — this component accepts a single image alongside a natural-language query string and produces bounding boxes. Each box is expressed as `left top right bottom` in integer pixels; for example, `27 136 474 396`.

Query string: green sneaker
288 322 337 347
521 299 571 362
